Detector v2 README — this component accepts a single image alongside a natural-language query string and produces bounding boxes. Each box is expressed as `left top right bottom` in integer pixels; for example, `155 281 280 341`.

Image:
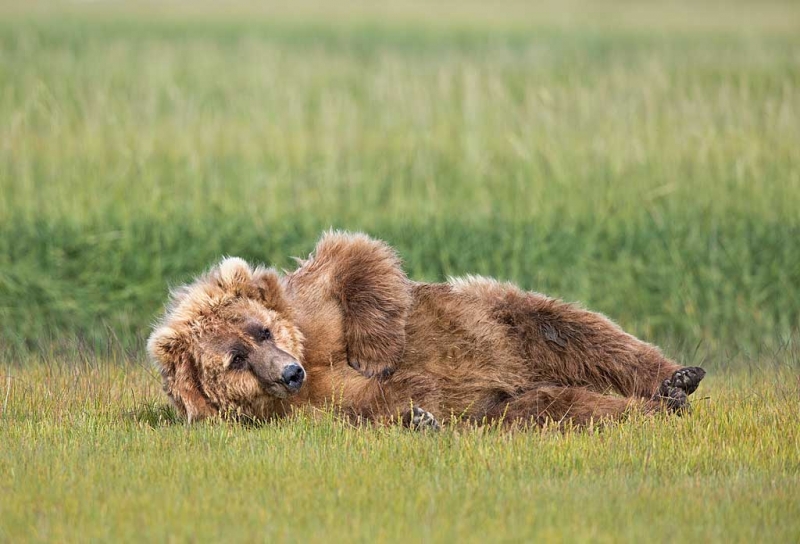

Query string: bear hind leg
488 385 686 427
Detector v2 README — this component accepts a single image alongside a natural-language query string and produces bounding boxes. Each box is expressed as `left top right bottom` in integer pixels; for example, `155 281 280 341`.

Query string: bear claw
348 359 395 380
402 407 441 431
662 367 706 396
653 386 689 414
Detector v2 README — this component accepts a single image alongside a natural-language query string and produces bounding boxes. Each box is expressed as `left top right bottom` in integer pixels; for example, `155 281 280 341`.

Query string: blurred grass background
0 0 798 362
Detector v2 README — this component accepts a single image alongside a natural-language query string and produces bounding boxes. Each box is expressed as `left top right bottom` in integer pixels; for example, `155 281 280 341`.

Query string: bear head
147 257 306 422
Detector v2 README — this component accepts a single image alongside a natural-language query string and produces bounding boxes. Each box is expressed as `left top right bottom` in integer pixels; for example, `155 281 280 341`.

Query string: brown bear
147 231 705 428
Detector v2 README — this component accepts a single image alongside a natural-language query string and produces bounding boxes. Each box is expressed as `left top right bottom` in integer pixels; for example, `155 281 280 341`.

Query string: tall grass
1 3 798 358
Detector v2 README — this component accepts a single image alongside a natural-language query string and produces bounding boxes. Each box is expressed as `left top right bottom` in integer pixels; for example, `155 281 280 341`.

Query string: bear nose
281 363 305 391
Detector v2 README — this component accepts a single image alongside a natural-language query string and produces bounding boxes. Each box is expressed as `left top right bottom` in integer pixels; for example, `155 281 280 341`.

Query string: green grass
1 1 799 541
1 361 799 542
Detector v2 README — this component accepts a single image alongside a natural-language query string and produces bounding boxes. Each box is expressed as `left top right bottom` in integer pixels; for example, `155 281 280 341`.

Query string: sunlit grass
1 359 798 542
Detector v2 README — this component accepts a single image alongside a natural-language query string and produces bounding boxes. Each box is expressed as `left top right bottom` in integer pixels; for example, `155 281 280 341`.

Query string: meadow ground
1 1 799 542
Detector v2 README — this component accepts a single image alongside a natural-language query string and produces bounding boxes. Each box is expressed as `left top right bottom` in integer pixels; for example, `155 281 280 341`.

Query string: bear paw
348 358 396 380
401 407 441 431
653 385 689 414
663 367 706 396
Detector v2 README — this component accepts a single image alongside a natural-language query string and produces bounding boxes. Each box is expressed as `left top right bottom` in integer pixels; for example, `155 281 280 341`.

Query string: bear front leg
338 248 411 379
401 407 441 431
288 232 412 379
299 231 412 379
345 316 407 380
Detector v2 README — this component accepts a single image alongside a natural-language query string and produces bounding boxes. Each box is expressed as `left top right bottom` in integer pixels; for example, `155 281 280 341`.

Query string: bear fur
147 231 705 427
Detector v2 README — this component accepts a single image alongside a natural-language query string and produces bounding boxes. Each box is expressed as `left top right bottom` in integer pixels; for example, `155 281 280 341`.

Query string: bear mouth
257 377 302 399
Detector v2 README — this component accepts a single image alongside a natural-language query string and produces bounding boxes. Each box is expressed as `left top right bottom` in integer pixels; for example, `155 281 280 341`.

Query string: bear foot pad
662 367 706 396
402 407 441 431
653 386 689 414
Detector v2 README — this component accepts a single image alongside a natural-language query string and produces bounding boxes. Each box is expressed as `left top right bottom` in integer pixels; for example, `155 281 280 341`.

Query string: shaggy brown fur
148 231 705 427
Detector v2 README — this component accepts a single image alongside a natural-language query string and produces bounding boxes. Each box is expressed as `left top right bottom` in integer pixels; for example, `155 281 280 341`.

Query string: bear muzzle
280 363 305 392
250 346 306 398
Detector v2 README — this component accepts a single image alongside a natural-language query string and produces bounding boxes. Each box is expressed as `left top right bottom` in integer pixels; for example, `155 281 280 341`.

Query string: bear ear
147 326 215 423
213 257 254 292
147 325 185 371
251 267 291 315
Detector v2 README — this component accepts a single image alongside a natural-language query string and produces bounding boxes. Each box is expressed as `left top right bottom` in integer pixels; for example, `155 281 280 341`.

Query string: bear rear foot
661 366 706 396
652 386 689 414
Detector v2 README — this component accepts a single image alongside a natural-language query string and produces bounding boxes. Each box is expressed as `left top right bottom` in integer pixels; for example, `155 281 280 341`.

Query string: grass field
1 361 799 542
1 1 799 542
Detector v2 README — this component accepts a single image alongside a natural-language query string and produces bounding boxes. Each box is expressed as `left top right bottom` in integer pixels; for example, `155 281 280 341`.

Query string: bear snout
281 363 305 391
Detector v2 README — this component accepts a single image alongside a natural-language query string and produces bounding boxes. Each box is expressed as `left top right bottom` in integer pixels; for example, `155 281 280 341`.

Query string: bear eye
228 352 248 370
260 328 272 342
